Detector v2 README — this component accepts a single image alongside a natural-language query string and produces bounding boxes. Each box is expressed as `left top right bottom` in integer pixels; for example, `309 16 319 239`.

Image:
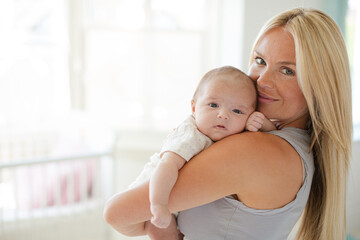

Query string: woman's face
248 27 309 129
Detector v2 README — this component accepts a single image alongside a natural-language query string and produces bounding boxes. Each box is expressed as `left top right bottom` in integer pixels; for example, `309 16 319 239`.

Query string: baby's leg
145 214 183 240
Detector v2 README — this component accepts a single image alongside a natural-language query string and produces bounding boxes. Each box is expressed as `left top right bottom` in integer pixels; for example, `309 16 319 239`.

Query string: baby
129 66 275 235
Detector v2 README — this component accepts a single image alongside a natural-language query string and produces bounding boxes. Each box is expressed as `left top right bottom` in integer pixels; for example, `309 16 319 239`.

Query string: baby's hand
151 204 173 229
246 111 265 132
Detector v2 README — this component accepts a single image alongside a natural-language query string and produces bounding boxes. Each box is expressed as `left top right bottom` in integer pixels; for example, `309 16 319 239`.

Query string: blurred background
0 0 359 239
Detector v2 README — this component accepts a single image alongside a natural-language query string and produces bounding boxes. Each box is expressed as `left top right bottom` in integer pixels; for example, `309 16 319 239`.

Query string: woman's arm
104 131 303 235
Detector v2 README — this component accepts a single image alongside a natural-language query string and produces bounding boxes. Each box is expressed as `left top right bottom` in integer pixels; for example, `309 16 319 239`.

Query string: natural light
1 1 360 240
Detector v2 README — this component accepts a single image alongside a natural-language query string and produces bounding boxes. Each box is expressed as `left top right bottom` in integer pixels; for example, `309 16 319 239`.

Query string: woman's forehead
256 27 296 63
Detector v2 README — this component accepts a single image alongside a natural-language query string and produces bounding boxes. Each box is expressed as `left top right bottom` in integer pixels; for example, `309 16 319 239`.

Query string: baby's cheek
235 120 247 133
196 122 209 136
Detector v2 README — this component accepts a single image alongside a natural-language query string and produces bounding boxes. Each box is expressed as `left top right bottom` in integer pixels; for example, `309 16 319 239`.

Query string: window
0 0 70 132
0 0 243 133
346 0 360 140
82 0 227 131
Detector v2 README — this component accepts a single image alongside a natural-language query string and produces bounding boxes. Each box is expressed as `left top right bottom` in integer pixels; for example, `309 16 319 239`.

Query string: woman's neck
272 114 310 130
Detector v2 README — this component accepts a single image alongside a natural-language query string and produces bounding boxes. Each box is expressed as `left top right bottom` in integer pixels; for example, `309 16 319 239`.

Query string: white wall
348 141 360 237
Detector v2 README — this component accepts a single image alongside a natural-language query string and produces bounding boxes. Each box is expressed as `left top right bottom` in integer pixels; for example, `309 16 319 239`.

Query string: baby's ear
191 100 196 113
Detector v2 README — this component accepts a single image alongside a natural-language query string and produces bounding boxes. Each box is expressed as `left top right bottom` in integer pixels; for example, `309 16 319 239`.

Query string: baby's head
191 66 257 141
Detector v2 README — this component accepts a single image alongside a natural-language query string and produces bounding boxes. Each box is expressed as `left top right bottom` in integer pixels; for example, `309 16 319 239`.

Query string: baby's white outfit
129 115 213 189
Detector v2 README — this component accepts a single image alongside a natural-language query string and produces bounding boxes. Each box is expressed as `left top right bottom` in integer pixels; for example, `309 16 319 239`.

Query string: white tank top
177 127 314 240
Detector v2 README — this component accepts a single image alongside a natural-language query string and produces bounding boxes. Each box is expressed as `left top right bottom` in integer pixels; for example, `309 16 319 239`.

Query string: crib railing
0 151 113 240
0 130 115 240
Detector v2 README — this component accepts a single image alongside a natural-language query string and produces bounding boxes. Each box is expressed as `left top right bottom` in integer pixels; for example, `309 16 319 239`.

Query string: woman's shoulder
213 130 306 209
218 128 310 163
214 130 294 157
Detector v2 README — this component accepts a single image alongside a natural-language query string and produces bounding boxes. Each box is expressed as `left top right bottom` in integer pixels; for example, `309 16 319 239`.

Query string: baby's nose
217 111 229 119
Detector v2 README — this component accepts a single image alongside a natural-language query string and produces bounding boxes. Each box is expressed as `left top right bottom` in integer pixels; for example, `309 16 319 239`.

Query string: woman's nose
249 65 274 89
256 70 274 89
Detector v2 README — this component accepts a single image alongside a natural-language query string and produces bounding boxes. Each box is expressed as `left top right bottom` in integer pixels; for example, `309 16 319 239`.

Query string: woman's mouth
258 92 277 104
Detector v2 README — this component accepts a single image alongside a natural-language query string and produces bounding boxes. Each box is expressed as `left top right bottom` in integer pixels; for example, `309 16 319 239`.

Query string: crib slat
79 160 88 203
54 162 62 207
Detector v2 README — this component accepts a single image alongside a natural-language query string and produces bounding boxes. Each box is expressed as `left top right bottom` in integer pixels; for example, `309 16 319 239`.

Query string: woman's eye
232 109 243 114
281 68 295 76
255 57 266 65
209 103 218 108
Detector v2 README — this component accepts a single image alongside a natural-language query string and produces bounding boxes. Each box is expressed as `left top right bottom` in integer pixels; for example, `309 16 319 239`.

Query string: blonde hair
192 66 256 108
250 8 352 240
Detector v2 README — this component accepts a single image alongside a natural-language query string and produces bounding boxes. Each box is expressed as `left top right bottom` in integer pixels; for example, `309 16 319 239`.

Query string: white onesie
129 115 213 189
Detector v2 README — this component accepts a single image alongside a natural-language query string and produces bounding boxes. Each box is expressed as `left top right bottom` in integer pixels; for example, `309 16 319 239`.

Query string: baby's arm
246 111 276 132
150 151 186 228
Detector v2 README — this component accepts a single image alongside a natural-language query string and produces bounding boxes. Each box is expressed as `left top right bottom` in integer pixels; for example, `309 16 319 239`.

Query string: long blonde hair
250 8 352 240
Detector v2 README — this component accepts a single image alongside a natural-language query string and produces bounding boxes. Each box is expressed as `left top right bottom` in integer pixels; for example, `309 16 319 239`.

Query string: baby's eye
281 68 295 76
209 103 218 108
255 57 266 65
232 109 243 114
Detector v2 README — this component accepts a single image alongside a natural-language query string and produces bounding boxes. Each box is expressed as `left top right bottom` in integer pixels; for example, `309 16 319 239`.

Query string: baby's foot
150 204 172 229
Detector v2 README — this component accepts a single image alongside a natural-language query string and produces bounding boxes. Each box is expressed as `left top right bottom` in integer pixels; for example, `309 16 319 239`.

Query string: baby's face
192 76 256 141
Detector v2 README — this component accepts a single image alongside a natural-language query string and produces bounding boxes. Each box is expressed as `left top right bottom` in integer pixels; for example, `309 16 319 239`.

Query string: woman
104 8 351 240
